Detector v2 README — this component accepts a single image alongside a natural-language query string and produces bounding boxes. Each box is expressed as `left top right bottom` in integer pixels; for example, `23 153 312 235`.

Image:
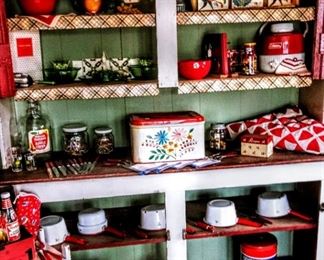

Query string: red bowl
178 60 211 80
19 0 57 15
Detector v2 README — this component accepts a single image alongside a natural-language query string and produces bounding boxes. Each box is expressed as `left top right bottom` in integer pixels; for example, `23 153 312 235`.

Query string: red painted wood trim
312 0 324 79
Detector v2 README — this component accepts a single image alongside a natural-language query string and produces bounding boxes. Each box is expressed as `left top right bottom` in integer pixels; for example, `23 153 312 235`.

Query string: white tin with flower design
129 111 205 163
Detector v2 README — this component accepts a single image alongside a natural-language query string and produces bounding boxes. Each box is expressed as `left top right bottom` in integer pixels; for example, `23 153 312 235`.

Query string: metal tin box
129 111 205 163
241 134 273 158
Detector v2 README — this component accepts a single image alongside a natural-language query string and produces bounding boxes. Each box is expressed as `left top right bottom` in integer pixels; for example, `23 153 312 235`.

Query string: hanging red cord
0 0 16 98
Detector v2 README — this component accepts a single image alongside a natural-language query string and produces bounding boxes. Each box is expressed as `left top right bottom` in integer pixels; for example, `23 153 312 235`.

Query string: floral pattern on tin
142 128 198 161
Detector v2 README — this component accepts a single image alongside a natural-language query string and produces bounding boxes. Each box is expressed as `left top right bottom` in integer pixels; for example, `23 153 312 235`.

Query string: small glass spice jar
62 123 89 156
242 42 257 75
209 123 227 152
94 126 114 155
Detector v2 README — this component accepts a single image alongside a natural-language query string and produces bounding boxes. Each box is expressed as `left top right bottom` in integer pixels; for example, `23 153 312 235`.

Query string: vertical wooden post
312 0 324 79
156 0 178 88
0 0 15 98
0 98 12 169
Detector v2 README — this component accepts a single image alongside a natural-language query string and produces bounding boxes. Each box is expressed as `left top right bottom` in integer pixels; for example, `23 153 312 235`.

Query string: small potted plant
129 58 157 80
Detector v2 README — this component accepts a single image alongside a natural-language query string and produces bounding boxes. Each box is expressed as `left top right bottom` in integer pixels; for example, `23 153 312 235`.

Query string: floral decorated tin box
129 111 205 163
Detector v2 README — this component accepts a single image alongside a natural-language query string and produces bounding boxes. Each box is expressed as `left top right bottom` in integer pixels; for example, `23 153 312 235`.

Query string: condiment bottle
1 192 20 242
209 123 227 152
94 126 114 155
26 101 52 159
242 42 257 75
62 123 89 156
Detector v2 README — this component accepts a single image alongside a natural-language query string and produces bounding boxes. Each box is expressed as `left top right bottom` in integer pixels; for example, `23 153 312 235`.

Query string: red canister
240 233 277 260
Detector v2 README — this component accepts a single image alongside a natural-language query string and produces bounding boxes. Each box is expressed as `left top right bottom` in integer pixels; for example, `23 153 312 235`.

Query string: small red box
0 233 36 260
241 134 273 158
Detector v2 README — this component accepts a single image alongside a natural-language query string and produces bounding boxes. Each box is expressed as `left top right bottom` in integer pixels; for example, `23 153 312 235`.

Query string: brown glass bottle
1 192 20 242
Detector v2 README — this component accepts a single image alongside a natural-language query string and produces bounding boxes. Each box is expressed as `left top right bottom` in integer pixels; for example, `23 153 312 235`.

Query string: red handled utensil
64 235 87 245
104 226 126 239
288 210 313 222
187 219 214 232
132 228 150 239
237 217 263 227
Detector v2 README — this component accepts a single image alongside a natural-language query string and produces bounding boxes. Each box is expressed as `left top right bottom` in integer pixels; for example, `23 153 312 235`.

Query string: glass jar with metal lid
209 123 227 152
94 126 114 155
62 123 89 156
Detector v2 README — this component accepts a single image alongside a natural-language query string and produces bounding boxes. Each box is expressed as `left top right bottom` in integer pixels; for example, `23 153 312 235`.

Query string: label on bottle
28 129 51 154
6 220 20 242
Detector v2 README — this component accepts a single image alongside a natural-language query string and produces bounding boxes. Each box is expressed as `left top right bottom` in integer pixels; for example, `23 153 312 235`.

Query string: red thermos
0 0 16 98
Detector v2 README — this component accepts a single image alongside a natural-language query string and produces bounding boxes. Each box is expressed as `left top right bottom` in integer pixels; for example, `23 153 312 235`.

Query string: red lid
241 234 277 258
130 111 204 126
241 134 273 144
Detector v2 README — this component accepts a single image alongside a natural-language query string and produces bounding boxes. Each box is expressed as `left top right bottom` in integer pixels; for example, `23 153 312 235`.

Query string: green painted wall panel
15 87 298 151
72 243 166 260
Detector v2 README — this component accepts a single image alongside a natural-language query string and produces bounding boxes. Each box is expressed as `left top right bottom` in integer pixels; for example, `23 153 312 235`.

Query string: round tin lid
240 233 277 257
130 111 204 126
63 123 87 133
211 123 226 129
94 127 112 134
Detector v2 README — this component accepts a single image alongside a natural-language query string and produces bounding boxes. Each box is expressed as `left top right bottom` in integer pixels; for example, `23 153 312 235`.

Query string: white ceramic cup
257 191 290 218
40 215 69 246
204 199 238 227
140 205 166 231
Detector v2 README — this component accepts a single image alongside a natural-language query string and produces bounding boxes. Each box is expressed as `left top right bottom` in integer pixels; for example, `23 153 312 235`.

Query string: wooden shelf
0 149 323 185
14 81 159 101
7 7 315 32
184 199 317 240
51 206 167 251
178 74 312 94
8 13 156 31
177 7 315 25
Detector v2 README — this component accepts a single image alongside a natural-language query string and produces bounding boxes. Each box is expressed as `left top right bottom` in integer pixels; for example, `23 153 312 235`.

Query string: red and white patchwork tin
129 111 205 163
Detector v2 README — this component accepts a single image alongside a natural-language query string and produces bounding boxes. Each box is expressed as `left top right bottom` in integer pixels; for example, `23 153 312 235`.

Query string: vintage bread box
241 134 273 158
129 111 205 163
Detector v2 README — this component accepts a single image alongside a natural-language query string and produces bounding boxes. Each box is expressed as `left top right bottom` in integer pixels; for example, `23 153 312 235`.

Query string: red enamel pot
19 0 57 16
